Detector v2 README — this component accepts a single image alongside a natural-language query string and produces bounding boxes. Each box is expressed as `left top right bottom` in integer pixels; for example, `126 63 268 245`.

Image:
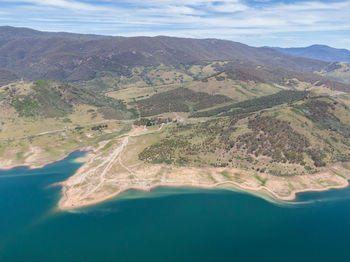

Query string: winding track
70 123 166 201
81 136 129 198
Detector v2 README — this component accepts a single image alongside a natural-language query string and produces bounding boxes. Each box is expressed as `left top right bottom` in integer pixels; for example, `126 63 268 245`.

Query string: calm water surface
1 152 350 262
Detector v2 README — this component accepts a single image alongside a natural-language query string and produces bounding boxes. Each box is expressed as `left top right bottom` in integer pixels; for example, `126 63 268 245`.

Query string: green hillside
2 80 136 119
139 94 350 176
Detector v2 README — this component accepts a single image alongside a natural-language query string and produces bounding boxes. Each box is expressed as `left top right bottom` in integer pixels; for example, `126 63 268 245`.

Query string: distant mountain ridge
0 26 328 82
273 45 350 64
0 26 113 39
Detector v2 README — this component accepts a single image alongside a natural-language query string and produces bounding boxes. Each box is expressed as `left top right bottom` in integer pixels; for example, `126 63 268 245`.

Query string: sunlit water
1 152 350 261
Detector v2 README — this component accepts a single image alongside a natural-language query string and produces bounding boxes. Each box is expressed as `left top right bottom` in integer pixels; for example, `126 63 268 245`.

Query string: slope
273 45 350 64
0 26 329 82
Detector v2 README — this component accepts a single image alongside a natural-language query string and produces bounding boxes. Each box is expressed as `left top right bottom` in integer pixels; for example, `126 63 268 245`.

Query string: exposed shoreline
57 173 350 210
0 147 92 171
2 124 350 211
2 147 349 210
56 127 350 210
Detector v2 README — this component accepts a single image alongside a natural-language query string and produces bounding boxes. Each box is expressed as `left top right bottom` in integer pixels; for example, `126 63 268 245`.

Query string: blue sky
0 0 350 48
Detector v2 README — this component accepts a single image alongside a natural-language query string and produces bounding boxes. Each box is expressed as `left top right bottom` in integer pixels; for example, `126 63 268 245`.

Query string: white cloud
142 5 203 16
273 1 350 11
209 2 248 13
11 0 108 11
2 0 350 48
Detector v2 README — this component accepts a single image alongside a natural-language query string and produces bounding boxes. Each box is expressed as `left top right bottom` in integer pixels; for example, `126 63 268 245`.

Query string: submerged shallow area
1 152 350 261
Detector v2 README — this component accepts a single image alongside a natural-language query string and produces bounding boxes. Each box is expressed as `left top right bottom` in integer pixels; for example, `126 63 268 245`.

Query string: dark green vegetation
8 80 136 119
294 99 350 137
139 115 311 171
135 87 231 117
191 90 308 117
139 95 350 176
134 117 173 126
91 124 108 131
12 97 40 117
235 116 309 165
139 117 238 165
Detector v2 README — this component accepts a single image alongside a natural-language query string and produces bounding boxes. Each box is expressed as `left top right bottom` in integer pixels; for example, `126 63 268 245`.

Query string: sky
0 0 350 48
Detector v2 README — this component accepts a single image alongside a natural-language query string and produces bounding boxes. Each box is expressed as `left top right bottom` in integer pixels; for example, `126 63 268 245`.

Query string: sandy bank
58 173 350 210
57 153 350 210
0 147 92 171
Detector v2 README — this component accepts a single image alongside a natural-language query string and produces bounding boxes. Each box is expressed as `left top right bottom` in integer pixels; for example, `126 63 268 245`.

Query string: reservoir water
1 152 350 261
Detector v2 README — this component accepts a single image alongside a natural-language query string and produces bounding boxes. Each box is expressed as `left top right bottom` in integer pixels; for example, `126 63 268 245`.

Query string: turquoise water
1 152 350 261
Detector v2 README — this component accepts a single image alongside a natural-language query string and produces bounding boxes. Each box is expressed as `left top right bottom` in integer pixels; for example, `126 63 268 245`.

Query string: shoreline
3 143 350 210
0 147 91 171
2 147 349 210
57 172 350 210
55 123 350 210
3 123 350 210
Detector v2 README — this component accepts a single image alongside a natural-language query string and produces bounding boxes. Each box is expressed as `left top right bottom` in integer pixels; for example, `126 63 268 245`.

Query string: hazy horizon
1 24 350 51
0 0 349 49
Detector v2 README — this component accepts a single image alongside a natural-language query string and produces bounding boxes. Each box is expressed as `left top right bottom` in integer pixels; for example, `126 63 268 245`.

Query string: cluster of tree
235 116 310 164
134 117 173 126
139 115 311 168
134 87 231 117
91 124 108 131
307 149 326 167
139 117 237 165
299 98 350 137
10 80 136 119
191 90 309 117
303 99 334 121
138 97 350 172
11 96 40 117
138 137 192 165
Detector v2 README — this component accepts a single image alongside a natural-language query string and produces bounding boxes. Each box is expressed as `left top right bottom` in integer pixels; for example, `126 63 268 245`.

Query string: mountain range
0 26 330 83
273 45 350 64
